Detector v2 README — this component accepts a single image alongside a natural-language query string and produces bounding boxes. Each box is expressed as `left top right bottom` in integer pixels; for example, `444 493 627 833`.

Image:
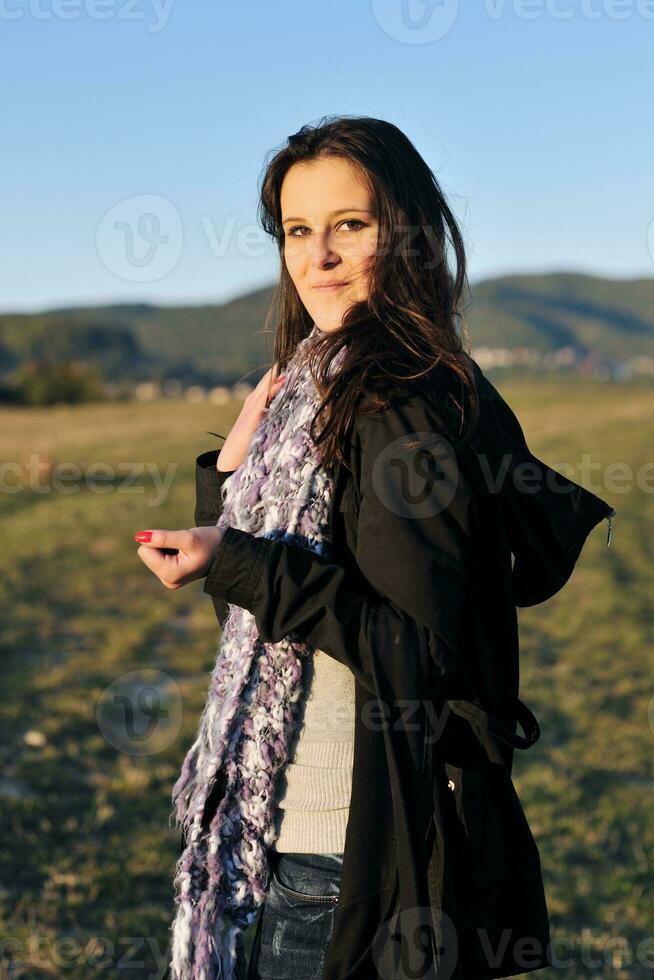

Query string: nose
307 228 341 268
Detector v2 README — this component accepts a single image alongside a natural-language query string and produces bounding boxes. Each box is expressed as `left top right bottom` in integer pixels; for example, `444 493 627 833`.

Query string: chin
309 300 360 333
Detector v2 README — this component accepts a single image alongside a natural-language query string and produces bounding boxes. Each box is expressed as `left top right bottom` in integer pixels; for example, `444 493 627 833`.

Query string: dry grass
0 380 652 979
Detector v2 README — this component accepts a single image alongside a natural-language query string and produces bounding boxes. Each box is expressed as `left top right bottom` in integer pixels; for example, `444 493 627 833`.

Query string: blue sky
2 0 653 313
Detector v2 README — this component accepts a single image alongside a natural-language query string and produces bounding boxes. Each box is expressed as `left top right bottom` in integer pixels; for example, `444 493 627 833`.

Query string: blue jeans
246 850 343 980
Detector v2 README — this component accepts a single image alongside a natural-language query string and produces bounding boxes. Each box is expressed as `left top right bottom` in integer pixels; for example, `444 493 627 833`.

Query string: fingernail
134 531 152 542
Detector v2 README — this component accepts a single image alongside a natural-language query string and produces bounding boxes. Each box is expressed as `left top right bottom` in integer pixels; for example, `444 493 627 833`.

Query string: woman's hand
134 526 226 590
216 362 287 470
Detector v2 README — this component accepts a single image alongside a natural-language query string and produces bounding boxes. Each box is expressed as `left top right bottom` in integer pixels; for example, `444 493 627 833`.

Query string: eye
286 218 368 238
338 219 367 232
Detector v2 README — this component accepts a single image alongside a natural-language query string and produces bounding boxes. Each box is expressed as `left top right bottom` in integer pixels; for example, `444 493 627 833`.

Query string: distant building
134 381 161 401
185 385 207 403
209 386 231 405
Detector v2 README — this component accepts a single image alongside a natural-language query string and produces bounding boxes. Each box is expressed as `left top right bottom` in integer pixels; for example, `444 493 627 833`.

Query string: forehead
280 157 374 219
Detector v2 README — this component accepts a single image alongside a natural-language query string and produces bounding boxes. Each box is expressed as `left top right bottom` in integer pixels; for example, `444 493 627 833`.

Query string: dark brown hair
257 113 479 474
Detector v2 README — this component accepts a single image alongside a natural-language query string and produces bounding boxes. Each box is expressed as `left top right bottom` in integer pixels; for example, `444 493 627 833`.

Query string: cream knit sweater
271 648 355 853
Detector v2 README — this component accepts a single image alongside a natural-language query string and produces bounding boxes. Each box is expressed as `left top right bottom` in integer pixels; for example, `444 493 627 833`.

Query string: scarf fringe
166 326 344 978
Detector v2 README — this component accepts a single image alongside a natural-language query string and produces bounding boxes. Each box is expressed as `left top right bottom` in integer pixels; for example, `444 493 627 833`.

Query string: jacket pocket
444 763 506 904
440 759 548 947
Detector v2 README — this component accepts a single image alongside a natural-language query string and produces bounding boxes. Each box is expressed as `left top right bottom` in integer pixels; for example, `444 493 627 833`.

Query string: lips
311 280 351 290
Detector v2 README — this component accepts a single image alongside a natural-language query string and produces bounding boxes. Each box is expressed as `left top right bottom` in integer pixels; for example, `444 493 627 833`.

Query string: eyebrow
281 208 374 225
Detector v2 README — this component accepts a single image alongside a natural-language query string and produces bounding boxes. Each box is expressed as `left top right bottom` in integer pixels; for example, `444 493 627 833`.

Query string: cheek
347 229 378 270
283 241 306 282
362 228 379 260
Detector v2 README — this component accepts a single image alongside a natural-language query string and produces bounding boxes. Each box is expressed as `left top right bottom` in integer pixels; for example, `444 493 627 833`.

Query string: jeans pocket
250 889 336 979
247 854 341 979
272 868 340 905
272 852 342 904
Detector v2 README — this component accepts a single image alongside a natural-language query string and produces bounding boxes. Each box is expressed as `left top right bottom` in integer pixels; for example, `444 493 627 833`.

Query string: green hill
1 272 653 387
468 272 654 360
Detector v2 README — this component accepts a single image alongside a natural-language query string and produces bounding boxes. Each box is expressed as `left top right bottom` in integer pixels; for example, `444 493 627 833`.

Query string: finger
134 529 194 552
137 545 182 588
263 374 287 409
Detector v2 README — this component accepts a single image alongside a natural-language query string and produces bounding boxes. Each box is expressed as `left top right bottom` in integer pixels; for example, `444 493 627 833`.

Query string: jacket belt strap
446 697 541 751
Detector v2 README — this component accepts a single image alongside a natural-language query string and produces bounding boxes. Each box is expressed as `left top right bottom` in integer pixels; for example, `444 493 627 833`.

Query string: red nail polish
134 531 152 542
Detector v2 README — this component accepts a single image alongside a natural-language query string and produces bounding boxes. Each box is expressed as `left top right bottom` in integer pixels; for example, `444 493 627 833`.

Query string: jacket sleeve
201 392 473 696
194 449 237 628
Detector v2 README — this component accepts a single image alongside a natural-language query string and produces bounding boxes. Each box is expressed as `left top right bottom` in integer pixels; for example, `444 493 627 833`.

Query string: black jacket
191 357 615 980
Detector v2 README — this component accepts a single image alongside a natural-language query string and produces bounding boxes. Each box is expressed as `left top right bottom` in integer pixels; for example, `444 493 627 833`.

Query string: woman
135 116 616 980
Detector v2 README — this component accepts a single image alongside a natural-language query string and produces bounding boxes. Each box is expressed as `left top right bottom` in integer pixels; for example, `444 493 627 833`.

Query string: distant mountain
467 272 654 362
1 273 652 386
0 286 274 387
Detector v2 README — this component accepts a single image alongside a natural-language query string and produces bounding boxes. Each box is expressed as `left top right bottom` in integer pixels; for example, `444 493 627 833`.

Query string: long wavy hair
257 114 480 473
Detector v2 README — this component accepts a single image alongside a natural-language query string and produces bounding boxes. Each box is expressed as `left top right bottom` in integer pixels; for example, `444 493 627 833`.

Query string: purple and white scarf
167 323 346 979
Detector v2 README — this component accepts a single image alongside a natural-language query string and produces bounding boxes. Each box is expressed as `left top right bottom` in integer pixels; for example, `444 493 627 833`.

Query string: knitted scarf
167 322 346 980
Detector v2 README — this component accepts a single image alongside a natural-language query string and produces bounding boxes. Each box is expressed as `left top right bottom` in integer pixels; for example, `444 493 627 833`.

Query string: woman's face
280 156 379 333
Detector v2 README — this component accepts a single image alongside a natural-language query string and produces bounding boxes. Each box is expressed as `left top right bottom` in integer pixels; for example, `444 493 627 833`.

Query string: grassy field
0 378 652 979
